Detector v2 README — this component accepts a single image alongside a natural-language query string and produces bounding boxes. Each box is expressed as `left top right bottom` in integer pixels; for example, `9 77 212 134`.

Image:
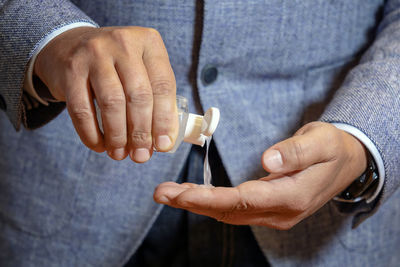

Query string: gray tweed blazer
1 0 400 266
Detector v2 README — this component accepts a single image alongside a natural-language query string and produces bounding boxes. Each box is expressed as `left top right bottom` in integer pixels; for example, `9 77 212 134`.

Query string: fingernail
157 195 170 204
132 148 150 162
156 135 172 151
264 149 283 171
112 148 126 160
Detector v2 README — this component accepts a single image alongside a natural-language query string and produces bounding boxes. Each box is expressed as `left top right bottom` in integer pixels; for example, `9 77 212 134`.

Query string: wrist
330 123 385 204
335 152 379 203
342 129 369 183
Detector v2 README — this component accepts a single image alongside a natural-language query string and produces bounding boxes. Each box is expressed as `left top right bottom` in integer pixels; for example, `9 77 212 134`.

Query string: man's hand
153 122 368 229
34 26 178 162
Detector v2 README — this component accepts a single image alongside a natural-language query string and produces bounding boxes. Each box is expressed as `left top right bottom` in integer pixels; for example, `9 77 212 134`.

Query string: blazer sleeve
320 0 400 223
0 0 97 130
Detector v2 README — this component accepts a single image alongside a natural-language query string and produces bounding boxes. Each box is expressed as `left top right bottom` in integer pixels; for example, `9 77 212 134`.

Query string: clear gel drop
203 135 212 186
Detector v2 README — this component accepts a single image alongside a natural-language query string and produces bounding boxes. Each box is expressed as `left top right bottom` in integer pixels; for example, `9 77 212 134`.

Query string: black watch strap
334 153 379 203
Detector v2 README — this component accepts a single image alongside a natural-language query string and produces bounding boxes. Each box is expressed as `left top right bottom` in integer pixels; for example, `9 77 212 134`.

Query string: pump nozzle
183 107 220 146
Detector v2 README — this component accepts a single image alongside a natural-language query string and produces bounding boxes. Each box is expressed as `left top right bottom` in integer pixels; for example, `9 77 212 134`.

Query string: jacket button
0 95 6 111
201 65 218 85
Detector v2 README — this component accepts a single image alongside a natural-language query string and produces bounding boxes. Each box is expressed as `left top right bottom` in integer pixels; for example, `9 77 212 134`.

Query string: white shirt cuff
332 123 385 203
24 22 98 105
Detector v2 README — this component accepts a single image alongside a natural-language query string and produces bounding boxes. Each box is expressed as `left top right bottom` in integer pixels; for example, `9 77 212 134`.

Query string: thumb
262 124 333 173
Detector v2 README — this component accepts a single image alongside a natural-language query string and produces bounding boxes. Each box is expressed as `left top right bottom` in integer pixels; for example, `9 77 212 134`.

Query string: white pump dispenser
169 96 220 153
182 108 220 146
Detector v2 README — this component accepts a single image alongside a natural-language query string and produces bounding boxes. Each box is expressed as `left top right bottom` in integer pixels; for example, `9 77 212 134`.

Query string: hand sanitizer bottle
169 95 220 153
95 95 220 152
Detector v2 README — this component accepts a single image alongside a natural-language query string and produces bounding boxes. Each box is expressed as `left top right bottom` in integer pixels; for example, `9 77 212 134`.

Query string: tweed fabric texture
0 0 97 130
1 0 400 266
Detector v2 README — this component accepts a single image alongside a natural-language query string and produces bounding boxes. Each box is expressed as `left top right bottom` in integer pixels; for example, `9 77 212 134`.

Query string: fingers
90 27 177 161
143 29 178 152
153 182 195 203
153 122 358 229
66 73 105 153
154 180 297 213
116 56 154 163
171 186 245 211
39 26 178 162
153 181 306 230
262 122 338 173
154 182 247 211
90 58 128 160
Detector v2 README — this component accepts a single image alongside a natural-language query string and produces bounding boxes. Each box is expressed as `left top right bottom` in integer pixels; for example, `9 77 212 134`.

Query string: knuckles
62 56 85 75
130 131 152 147
109 28 131 45
290 139 306 170
107 27 163 56
98 93 126 111
68 104 93 123
126 89 153 106
142 27 163 44
80 36 108 59
234 200 249 211
109 28 138 57
152 115 175 136
107 133 127 147
151 79 175 97
55 26 175 156
55 26 166 74
233 187 249 211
